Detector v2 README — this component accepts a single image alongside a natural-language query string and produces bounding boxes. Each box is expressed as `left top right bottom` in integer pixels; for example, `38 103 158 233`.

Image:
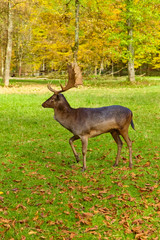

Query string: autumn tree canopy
0 0 160 85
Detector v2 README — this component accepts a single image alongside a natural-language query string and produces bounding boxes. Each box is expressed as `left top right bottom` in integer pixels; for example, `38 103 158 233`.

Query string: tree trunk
126 0 135 82
1 45 4 76
19 58 22 77
128 24 135 82
94 65 98 75
99 59 104 75
111 59 114 79
73 0 80 63
3 1 13 87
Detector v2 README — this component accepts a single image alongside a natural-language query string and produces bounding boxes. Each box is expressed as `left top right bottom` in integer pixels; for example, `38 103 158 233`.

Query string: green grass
0 78 160 239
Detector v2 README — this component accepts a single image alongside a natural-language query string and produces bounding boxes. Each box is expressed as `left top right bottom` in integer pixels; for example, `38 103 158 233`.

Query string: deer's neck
54 103 74 130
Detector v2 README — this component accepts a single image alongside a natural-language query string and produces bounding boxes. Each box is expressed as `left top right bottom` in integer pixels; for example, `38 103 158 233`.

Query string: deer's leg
120 130 133 168
81 136 88 172
111 130 123 167
69 135 80 163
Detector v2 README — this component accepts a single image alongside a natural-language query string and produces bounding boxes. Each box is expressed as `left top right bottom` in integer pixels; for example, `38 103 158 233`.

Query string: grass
0 77 160 239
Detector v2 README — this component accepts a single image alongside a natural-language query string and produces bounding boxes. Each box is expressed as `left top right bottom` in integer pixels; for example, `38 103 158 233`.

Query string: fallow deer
42 63 135 171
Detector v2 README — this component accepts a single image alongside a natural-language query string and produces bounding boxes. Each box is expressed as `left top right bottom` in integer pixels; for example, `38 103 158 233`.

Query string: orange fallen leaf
15 204 27 211
135 233 148 239
28 231 37 235
125 228 132 234
143 161 151 167
106 194 115 199
64 211 70 215
83 196 92 202
85 226 98 232
70 232 77 239
21 236 26 240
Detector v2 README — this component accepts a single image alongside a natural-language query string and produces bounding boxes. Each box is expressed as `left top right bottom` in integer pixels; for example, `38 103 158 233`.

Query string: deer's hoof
76 156 80 163
81 167 86 172
113 163 118 167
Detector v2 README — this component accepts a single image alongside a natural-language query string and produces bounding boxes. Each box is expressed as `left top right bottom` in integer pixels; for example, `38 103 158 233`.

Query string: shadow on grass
0 78 64 86
0 76 160 88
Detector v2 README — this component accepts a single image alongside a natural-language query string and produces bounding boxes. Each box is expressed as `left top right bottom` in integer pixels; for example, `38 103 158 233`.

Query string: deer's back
71 105 133 137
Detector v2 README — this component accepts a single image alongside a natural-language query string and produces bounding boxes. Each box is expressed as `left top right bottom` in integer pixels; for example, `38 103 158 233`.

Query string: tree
126 0 135 82
73 0 80 62
78 0 122 74
1 0 159 78
2 0 32 86
120 0 160 81
3 0 13 87
133 0 160 72
0 1 7 77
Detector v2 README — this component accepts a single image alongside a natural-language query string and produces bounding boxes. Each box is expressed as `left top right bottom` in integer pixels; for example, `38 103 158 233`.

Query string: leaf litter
0 86 160 239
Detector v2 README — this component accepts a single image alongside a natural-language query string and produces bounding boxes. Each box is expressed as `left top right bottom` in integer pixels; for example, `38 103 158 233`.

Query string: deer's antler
48 62 82 94
47 84 58 94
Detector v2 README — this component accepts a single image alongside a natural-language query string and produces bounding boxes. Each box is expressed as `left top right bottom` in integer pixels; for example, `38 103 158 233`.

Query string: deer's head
42 63 82 109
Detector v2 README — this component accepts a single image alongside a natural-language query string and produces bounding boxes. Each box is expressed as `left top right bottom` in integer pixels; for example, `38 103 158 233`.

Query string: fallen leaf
3 223 11 230
0 218 11 224
28 231 37 235
131 172 136 179
83 196 92 201
64 211 70 215
132 226 142 234
15 204 27 211
0 196 4 201
18 219 28 224
85 226 98 232
75 212 93 226
13 180 22 183
135 233 148 239
11 188 19 192
21 236 26 240
132 219 144 225
106 194 115 199
39 236 46 239
103 220 111 228
125 228 132 234
105 215 112 221
135 154 143 159
33 212 39 221
47 220 55 226
143 161 151 167
70 232 77 239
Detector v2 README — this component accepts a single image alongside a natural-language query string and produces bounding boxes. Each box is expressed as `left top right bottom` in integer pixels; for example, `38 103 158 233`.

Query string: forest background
0 0 160 86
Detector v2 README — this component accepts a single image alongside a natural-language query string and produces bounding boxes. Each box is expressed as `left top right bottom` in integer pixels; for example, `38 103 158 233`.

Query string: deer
42 63 135 171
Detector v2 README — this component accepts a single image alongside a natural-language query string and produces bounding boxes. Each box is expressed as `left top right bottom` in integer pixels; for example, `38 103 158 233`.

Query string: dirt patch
0 84 50 94
0 84 86 94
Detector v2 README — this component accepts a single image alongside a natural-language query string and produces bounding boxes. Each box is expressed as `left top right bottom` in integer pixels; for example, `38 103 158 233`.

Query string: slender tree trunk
1 45 4 76
126 0 135 82
3 1 13 87
127 21 135 82
73 0 80 63
42 58 45 76
111 59 114 79
99 59 104 75
19 58 22 77
95 65 98 75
